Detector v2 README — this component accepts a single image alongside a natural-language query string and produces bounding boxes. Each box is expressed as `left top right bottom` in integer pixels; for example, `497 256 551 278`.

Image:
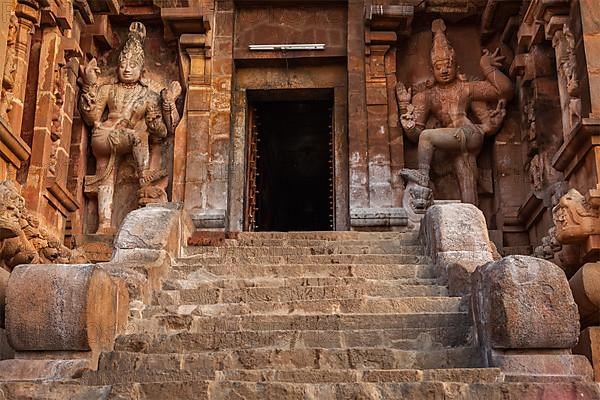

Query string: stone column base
350 207 408 229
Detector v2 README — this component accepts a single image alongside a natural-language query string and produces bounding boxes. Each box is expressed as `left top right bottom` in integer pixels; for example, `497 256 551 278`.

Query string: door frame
227 64 349 231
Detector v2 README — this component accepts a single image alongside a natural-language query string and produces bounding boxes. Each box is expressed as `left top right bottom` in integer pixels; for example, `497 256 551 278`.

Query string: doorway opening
245 92 334 231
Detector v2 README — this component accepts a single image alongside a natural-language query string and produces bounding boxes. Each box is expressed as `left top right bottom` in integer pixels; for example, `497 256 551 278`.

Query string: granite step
90 347 483 375
176 254 430 266
115 327 472 353
233 231 418 241
214 238 421 248
125 312 472 334
141 297 462 318
206 381 600 400
162 276 441 291
172 263 437 280
183 244 424 257
153 284 451 306
215 367 503 384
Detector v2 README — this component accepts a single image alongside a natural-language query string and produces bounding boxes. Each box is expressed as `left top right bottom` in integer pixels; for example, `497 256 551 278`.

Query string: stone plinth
5 264 127 368
420 203 497 295
573 327 600 382
472 255 590 380
569 262 600 328
350 207 407 229
72 234 114 263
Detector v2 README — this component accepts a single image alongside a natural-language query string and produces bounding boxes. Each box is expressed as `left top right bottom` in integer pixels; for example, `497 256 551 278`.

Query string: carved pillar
22 6 77 238
9 0 39 134
160 2 214 228
0 0 31 180
347 0 369 214
349 3 412 228
180 36 211 211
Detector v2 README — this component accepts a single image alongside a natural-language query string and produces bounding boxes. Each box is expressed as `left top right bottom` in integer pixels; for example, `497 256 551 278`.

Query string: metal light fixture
249 44 326 51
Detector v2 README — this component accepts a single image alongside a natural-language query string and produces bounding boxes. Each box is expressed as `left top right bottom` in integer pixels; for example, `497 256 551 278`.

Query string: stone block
569 262 600 327
472 255 579 351
420 203 497 295
5 264 127 362
350 207 407 227
573 327 600 382
114 204 192 260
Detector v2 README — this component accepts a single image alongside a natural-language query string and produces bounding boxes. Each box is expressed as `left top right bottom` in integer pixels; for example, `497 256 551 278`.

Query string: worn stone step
177 254 429 266
163 276 440 291
90 347 483 377
115 324 473 353
218 238 421 248
207 381 600 400
154 284 451 306
184 244 424 257
172 263 437 280
216 367 502 384
0 383 112 400
108 381 210 400
141 297 462 320
126 312 471 334
234 231 418 241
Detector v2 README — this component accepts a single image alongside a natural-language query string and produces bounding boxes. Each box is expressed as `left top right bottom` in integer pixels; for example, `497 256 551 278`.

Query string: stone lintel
552 118 600 176
161 6 211 42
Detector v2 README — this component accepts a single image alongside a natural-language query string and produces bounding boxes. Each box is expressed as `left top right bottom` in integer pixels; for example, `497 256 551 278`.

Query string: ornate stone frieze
0 180 86 271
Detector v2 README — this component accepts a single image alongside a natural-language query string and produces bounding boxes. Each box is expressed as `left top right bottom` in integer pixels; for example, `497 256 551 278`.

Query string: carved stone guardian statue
78 22 181 234
397 19 514 208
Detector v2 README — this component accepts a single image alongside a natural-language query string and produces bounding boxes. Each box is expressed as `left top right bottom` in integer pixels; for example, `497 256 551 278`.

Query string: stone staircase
12 231 598 399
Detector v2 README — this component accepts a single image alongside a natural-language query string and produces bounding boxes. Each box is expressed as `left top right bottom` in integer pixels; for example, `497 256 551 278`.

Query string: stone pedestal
574 327 600 382
472 255 592 380
72 234 114 263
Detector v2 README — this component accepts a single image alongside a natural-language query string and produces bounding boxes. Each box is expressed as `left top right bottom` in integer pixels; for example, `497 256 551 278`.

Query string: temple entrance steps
74 231 599 399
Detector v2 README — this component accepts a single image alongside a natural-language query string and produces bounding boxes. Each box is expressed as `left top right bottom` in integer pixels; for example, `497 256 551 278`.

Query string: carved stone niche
552 188 600 261
77 22 182 240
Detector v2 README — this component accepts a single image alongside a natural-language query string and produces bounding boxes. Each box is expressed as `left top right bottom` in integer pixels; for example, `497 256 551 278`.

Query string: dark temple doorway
245 92 335 231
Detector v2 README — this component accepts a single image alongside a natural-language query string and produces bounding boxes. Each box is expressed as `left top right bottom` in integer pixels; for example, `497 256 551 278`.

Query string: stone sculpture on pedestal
397 19 514 207
78 22 181 235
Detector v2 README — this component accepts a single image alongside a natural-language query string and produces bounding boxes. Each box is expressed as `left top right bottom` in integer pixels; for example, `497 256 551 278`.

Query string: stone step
234 231 418 241
176 254 430 266
184 244 424 257
92 347 483 376
216 238 421 248
0 383 112 400
216 367 502 384
207 381 600 400
162 276 440 291
115 324 472 353
172 263 437 280
154 284 451 306
141 297 462 319
126 312 471 334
